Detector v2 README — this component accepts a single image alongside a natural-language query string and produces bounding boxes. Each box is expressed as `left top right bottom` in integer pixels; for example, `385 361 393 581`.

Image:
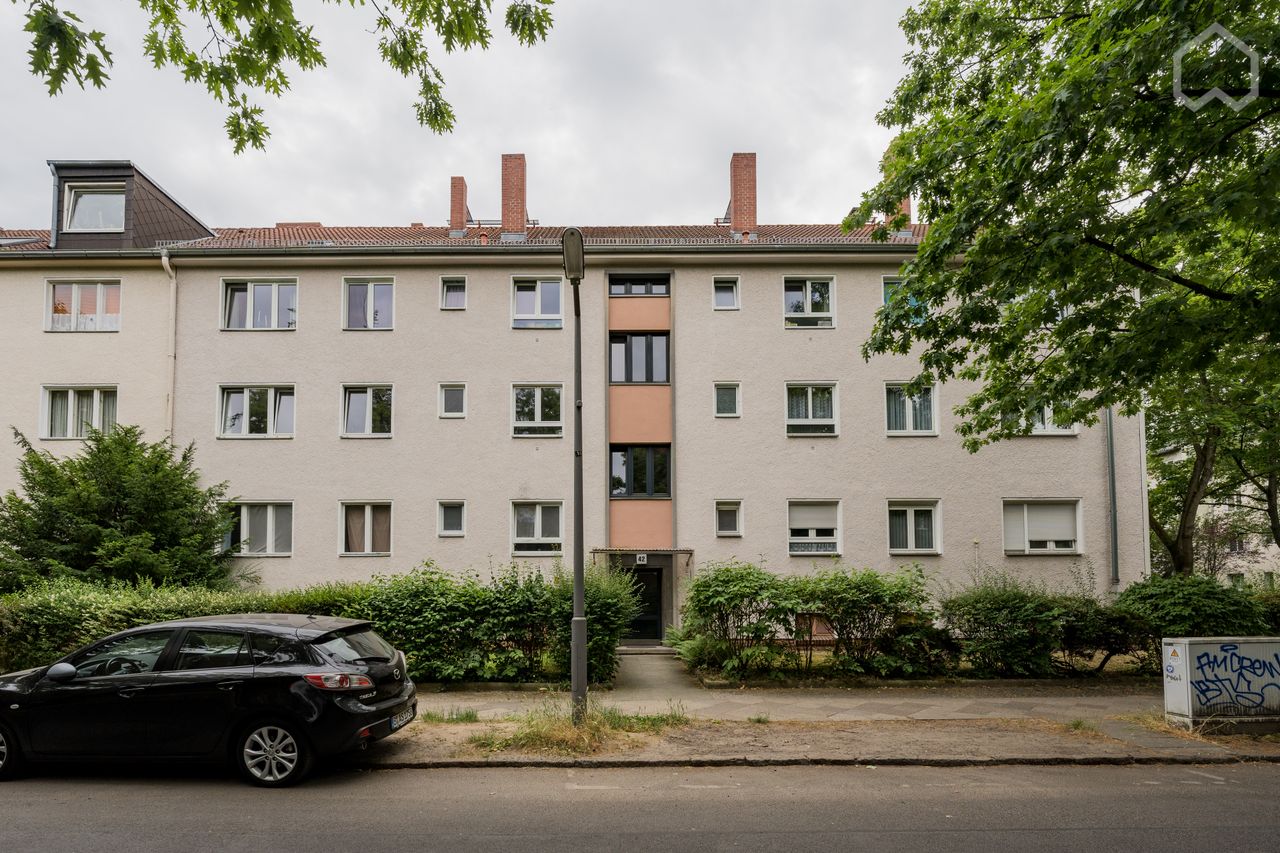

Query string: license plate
390 707 414 731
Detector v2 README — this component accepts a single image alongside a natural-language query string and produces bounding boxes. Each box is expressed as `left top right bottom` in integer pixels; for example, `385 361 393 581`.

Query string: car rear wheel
235 720 312 787
0 721 25 781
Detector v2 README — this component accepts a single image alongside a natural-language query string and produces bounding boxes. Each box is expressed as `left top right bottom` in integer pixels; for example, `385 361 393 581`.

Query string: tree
846 1 1279 450
0 426 236 591
18 0 555 152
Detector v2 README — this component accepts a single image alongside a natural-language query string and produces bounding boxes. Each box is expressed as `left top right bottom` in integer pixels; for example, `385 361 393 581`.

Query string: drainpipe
161 248 177 438
1105 407 1120 586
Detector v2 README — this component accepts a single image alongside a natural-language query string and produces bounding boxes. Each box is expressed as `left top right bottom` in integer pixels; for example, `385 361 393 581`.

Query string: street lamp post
561 227 588 724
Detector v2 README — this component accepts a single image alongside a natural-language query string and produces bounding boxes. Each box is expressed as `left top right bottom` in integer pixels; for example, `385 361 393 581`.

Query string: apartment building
0 154 1151 640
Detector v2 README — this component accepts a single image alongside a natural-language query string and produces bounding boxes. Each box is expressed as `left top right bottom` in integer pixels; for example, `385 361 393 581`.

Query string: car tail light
304 673 374 690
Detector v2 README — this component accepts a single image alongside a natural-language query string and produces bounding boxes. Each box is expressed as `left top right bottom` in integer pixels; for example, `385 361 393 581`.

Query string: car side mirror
45 662 77 683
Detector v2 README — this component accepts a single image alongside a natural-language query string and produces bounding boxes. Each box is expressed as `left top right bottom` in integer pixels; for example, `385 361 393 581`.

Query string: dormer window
64 184 126 232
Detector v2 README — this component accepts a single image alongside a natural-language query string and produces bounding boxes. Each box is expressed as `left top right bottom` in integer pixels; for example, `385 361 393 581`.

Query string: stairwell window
784 278 833 327
438 501 465 537
786 383 837 435
439 384 466 418
220 386 294 437
1003 500 1080 554
512 384 562 437
512 502 562 555
344 278 394 329
885 384 936 435
224 503 293 556
610 445 670 498
610 333 669 383
788 501 840 555
341 503 392 555
223 279 297 330
343 386 392 436
714 383 740 417
48 281 120 331
888 502 939 554
716 501 743 537
512 278 562 328
44 386 117 439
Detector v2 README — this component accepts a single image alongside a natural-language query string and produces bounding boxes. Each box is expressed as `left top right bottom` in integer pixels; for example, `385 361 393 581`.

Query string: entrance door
626 567 663 641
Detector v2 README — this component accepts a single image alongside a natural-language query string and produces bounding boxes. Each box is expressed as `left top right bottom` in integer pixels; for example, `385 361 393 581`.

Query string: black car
0 614 416 787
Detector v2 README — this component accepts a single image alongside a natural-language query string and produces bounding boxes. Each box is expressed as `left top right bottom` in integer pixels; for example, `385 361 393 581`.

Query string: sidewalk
354 656 1280 770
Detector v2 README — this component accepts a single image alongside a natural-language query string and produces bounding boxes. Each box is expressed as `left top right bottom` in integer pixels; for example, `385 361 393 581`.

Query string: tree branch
1082 235 1244 302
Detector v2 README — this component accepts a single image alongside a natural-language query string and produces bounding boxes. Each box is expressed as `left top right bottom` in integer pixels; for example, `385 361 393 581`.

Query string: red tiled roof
0 230 50 251
0 223 926 253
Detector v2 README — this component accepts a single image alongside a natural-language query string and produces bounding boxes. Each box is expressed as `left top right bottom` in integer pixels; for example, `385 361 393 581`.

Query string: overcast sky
0 1 914 230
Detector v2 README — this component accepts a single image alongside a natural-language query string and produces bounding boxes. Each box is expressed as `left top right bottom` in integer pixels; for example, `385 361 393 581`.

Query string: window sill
609 495 672 501
512 433 564 439
789 550 841 558
717 533 743 538
1005 550 1080 557
786 431 839 438
341 433 393 439
715 413 741 419
885 431 939 437
220 327 296 332
440 306 467 311
784 320 835 329
340 552 392 558
44 329 120 334
609 382 671 387
512 321 564 330
230 553 292 558
39 436 87 442
1025 431 1079 437
217 435 294 440
607 294 670 299
63 228 125 234
889 549 940 556
713 306 740 311
439 414 466 419
438 532 465 538
342 327 395 332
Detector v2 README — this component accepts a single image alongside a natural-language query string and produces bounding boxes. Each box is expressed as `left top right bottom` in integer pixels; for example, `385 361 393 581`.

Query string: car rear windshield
312 627 396 664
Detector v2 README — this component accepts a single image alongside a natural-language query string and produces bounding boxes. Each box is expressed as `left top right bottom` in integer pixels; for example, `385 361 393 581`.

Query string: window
220 386 294 437
512 278 562 328
512 384 562 436
610 445 671 497
715 383 740 417
783 278 833 327
223 280 297 330
888 503 939 553
224 503 293 556
48 281 120 331
439 384 466 418
174 631 250 671
342 503 392 555
344 278 393 329
713 277 739 310
716 501 742 537
343 386 392 436
44 386 117 438
1029 403 1076 435
441 277 467 310
438 501 465 537
64 184 125 232
788 501 840 555
609 333 669 383
71 631 174 678
1003 501 1079 554
883 277 925 324
609 274 670 296
512 501 562 554
885 384 935 434
786 383 836 435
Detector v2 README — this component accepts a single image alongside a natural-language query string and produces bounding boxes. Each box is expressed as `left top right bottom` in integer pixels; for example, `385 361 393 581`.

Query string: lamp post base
571 616 588 723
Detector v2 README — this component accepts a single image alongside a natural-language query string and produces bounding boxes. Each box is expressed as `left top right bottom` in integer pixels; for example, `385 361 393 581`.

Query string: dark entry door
626 567 663 640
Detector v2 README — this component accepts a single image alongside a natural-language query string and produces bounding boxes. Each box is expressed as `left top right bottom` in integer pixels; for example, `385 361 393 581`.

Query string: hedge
0 563 639 683
670 562 1279 679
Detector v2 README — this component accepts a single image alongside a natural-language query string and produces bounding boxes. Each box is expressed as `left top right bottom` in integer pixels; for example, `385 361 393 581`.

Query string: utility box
1163 637 1280 733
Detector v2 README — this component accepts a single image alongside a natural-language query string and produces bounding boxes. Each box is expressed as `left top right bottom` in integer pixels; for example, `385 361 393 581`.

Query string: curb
352 753 1280 771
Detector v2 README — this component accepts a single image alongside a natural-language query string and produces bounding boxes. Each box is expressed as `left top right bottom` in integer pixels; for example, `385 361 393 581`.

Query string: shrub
939 570 1064 677
1256 589 1280 634
674 561 797 675
802 565 947 676
1116 574 1268 668
1052 595 1144 675
547 564 641 684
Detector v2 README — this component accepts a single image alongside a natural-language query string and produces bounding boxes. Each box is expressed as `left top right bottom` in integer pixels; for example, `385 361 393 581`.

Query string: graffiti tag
1191 644 1280 714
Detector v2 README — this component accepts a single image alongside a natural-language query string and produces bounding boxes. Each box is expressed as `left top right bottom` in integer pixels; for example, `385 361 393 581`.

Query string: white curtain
74 391 95 437
48 390 69 437
98 390 117 432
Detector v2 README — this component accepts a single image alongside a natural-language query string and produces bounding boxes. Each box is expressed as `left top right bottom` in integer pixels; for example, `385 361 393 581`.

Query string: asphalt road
3 763 1277 852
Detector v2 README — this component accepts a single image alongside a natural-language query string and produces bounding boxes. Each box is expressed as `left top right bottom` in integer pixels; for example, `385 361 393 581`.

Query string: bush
939 571 1064 677
673 561 798 675
0 565 639 683
1052 595 1145 675
1255 589 1280 634
1116 574 1269 668
802 566 952 676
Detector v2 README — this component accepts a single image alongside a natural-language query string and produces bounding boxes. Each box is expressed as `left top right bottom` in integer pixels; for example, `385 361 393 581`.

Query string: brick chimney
729 152 757 238
894 196 912 223
449 176 470 236
501 153 527 240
